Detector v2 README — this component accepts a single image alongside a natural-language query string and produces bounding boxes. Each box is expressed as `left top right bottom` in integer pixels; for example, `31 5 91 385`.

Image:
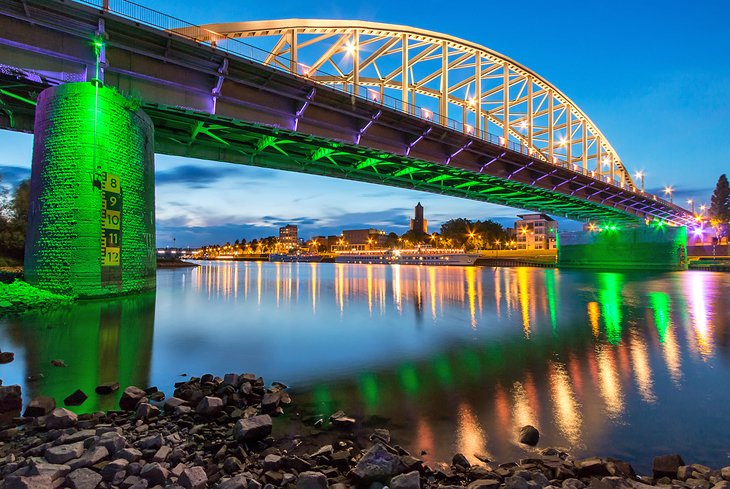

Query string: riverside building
514 214 557 250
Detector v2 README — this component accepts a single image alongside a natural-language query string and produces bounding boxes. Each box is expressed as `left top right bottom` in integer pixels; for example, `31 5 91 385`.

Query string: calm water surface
1 262 729 472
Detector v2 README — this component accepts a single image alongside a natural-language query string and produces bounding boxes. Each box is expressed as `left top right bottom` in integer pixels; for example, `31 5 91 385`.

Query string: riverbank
0 279 74 317
1 373 727 489
157 259 200 268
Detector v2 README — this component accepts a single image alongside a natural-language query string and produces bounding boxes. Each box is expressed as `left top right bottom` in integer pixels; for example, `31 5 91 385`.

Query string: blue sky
1 0 728 246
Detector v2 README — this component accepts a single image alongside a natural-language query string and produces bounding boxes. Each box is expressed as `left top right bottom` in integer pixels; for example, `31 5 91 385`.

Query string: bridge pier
557 226 688 271
25 82 156 297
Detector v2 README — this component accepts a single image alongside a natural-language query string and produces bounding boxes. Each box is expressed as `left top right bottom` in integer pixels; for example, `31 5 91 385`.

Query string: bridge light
367 88 379 102
499 136 506 146
467 97 476 107
465 123 474 135
602 156 611 166
558 136 567 147
519 120 528 130
344 41 358 56
421 108 433 120
298 63 311 77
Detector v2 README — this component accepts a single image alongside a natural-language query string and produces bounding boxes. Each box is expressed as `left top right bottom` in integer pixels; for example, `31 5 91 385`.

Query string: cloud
0 165 31 186
155 165 233 188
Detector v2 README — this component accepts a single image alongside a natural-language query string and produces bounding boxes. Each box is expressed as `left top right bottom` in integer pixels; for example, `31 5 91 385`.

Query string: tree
0 177 29 263
709 174 730 239
384 232 399 249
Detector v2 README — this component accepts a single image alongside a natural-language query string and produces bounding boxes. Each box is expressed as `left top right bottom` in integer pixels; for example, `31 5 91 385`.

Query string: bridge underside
0 0 692 227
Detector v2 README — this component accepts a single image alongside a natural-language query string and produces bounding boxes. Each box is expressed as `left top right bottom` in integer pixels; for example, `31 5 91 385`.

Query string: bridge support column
557 226 688 271
25 82 156 297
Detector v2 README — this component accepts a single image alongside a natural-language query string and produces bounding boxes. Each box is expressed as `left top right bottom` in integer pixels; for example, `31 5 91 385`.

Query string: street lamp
663 186 673 204
687 199 695 215
635 171 645 193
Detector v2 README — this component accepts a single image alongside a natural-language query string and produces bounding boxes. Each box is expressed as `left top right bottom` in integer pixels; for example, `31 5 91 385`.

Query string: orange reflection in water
466 267 478 329
456 402 488 463
629 331 656 403
511 380 538 439
517 268 531 337
595 345 624 418
548 361 582 444
588 302 600 338
415 415 435 462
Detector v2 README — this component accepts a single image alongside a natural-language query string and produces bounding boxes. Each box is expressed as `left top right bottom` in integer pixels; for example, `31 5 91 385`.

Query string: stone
452 453 470 468
99 431 126 455
45 408 78 429
352 443 405 482
140 462 169 485
95 382 120 394
138 433 163 449
23 396 56 417
468 480 501 489
45 441 85 464
722 468 730 481
218 475 249 489
179 466 208 489
297 471 329 489
235 414 272 441
68 445 110 470
576 458 610 478
28 462 70 480
119 386 146 410
391 471 421 489
224 373 239 385
67 467 103 489
261 392 281 413
0 351 14 364
519 425 540 446
153 445 172 462
562 479 586 489
506 477 530 489
0 384 22 421
678 466 694 481
223 456 243 474
118 448 143 462
196 396 224 417
653 454 685 479
51 359 67 367
4 475 54 489
264 454 283 470
64 389 89 407
136 402 159 420
686 479 711 489
164 397 187 411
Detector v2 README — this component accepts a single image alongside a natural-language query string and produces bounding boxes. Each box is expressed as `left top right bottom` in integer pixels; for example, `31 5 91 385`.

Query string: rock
179 466 208 489
652 454 685 479
722 468 730 481
138 433 163 449
45 442 85 464
28 462 70 480
223 456 243 474
218 475 249 489
452 453 470 468
119 386 146 410
518 425 540 446
468 480 501 489
261 391 281 413
0 351 14 364
264 454 283 470
45 408 78 429
0 384 22 422
153 445 172 462
4 475 54 489
235 414 272 441
118 448 142 462
391 471 421 489
23 396 56 417
332 416 356 428
99 431 126 455
576 458 610 478
136 402 159 420
352 443 405 482
51 359 67 367
196 396 224 417
562 480 586 489
164 397 187 411
101 458 129 481
68 446 109 470
64 389 89 407
95 382 120 394
140 462 169 485
506 477 530 489
297 471 329 489
66 468 101 489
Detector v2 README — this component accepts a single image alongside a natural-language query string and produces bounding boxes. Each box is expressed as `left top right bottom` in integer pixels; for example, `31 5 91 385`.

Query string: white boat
269 253 323 263
335 248 479 266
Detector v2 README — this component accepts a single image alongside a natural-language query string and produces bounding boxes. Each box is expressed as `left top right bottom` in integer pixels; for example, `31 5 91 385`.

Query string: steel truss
189 20 635 189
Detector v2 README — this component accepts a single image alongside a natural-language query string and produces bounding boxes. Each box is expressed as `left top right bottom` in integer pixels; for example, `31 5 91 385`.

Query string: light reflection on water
1 262 729 471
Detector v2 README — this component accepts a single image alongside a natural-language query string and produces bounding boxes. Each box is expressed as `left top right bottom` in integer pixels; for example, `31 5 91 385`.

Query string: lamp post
663 186 673 204
635 171 645 193
687 199 695 215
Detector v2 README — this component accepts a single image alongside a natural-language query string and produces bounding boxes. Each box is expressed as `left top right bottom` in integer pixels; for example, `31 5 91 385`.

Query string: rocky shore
1 373 728 489
0 280 74 317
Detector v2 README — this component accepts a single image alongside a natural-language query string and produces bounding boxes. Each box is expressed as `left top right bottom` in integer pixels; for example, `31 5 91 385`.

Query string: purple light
693 227 703 237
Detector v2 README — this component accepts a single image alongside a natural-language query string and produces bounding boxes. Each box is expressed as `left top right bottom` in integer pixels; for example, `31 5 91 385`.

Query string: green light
398 363 420 395
545 269 558 333
358 373 379 410
432 354 453 386
598 273 623 344
649 292 671 343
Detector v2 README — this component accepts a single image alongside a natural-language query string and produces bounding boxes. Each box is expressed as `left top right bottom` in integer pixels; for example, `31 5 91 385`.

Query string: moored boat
335 248 479 266
269 253 323 263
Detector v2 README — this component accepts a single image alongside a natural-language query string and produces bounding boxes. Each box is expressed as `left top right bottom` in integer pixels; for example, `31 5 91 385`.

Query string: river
1 262 729 472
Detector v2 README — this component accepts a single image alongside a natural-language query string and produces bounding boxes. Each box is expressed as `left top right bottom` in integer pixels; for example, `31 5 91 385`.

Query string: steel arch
188 19 635 189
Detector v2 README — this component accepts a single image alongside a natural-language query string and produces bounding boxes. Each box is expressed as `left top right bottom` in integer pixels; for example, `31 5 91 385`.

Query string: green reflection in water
432 354 453 387
7 291 155 412
358 373 380 410
312 384 333 415
545 270 558 333
399 363 420 396
649 292 671 343
598 273 624 344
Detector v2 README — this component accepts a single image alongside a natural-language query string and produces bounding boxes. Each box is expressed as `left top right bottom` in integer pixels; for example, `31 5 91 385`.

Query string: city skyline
1 0 728 246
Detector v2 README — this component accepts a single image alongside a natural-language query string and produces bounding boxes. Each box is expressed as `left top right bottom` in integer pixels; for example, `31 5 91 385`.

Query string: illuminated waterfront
1 262 729 471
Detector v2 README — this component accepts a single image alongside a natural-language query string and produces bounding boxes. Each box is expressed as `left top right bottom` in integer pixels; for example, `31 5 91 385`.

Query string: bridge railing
76 0 676 210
